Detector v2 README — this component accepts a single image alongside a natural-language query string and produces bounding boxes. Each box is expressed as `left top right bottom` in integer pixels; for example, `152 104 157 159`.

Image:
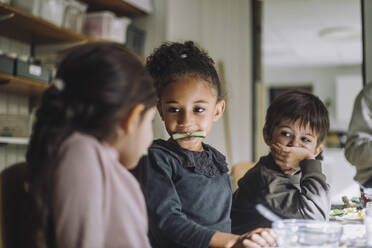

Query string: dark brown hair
23 42 157 247
264 90 329 146
146 41 223 100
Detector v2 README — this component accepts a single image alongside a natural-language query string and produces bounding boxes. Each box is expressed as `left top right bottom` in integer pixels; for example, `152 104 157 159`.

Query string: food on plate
330 207 364 220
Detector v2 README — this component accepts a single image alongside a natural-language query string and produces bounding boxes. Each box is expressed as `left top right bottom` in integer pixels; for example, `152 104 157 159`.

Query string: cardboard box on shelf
0 54 15 75
15 59 50 83
0 114 31 138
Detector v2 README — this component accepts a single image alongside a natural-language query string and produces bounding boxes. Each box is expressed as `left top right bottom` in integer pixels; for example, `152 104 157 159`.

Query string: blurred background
0 0 371 204
261 0 363 204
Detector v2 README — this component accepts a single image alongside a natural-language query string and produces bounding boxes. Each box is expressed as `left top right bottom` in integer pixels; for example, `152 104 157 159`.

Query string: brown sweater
53 132 151 248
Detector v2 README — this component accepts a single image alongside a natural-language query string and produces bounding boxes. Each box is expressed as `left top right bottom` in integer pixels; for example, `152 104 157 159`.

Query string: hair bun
146 40 222 100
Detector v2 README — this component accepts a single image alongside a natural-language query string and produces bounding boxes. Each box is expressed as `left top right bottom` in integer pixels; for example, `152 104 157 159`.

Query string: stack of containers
10 0 134 44
83 11 131 44
11 0 41 16
83 11 116 41
11 0 87 31
39 0 66 26
63 0 87 33
11 0 65 27
110 17 132 44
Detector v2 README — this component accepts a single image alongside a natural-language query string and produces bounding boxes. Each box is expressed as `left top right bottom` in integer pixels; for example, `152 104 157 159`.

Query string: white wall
133 0 170 140
264 64 362 130
335 75 363 124
323 148 360 204
133 0 168 57
168 0 254 165
136 0 254 165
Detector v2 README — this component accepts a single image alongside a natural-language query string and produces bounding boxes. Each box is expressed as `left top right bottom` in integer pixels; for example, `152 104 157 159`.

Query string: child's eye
301 137 311 143
194 107 205 113
168 107 180 113
280 131 291 137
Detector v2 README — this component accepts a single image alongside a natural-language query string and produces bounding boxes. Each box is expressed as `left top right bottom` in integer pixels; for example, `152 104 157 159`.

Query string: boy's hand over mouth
271 143 315 175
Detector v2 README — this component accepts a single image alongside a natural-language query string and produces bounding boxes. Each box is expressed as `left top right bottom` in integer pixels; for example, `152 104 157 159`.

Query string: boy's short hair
264 90 329 146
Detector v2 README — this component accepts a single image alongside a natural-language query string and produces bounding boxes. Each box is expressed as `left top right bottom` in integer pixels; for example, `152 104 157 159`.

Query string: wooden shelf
0 3 143 53
80 0 148 17
0 3 90 44
0 137 29 145
0 73 49 96
0 2 145 96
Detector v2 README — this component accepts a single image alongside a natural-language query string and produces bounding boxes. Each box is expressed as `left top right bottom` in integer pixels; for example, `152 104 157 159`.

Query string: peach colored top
53 132 151 248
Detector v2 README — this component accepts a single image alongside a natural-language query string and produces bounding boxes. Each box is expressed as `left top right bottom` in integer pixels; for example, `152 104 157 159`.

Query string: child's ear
263 127 271 145
213 100 225 122
121 104 145 134
156 101 164 121
314 143 324 157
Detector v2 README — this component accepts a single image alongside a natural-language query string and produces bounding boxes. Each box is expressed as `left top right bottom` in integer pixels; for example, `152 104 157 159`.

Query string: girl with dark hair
134 41 276 248
23 42 157 248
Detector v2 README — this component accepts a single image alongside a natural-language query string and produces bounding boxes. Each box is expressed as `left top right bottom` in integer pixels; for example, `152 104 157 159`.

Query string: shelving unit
0 73 49 96
80 0 148 17
0 1 148 98
0 136 29 145
0 3 90 44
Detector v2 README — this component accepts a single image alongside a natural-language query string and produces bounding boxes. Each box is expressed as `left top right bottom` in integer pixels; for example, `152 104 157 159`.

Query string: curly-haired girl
134 41 276 248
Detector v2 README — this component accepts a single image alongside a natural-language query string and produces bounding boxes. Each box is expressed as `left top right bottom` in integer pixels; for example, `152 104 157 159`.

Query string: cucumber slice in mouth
172 131 206 140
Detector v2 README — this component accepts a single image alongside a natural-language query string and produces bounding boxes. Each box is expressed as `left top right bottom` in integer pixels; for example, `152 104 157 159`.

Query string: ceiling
263 0 362 67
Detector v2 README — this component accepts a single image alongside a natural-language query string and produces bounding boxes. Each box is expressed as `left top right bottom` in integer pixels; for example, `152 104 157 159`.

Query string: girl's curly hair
146 41 223 100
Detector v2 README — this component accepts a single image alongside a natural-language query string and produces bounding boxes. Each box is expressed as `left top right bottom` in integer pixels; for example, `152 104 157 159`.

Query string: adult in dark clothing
231 90 331 234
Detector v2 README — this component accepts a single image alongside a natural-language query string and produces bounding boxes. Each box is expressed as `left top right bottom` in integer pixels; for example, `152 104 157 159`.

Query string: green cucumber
332 209 344 216
172 131 206 140
189 131 207 138
172 133 189 140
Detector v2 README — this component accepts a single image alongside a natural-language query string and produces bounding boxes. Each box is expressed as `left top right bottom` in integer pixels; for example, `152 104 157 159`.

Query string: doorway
254 0 363 204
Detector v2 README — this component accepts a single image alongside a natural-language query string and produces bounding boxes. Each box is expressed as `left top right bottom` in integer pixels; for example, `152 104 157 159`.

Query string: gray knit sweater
134 139 232 248
231 154 330 234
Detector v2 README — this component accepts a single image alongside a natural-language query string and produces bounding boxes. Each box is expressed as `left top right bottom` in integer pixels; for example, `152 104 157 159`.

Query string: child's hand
271 143 315 173
231 228 276 248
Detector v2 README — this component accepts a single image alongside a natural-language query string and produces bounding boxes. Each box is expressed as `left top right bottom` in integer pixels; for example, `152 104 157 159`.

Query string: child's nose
178 111 192 125
288 137 300 147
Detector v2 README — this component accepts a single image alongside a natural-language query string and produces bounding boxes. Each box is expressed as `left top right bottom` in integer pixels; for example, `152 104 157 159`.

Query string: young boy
231 90 330 234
